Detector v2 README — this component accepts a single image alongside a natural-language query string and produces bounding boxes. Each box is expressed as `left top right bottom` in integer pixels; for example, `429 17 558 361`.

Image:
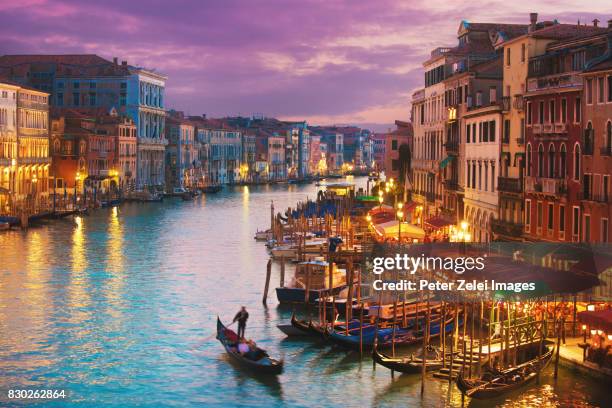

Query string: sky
1 0 611 131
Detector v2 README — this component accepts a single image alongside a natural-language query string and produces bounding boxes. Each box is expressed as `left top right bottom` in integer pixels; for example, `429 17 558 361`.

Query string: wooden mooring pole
262 258 272 305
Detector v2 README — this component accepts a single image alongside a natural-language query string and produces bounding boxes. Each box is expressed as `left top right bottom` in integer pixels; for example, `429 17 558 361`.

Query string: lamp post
397 202 404 243
32 173 38 213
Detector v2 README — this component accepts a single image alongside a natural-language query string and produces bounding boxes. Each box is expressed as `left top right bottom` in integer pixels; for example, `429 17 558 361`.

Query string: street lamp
366 214 372 223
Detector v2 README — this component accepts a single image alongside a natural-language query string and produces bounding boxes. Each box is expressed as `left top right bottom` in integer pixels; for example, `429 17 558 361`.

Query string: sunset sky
1 0 611 130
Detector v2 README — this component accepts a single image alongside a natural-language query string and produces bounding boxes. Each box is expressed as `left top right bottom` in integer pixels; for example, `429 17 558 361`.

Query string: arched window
53 139 60 153
538 144 544 178
527 144 532 176
548 144 555 178
574 143 581 181
560 144 567 177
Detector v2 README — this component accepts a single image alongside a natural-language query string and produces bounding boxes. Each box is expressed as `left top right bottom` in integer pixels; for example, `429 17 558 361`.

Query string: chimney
113 57 118 65
608 19 612 28
121 60 127 66
529 13 538 32
593 18 600 27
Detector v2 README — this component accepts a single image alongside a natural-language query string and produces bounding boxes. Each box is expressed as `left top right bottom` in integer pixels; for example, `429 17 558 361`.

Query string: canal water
0 177 608 407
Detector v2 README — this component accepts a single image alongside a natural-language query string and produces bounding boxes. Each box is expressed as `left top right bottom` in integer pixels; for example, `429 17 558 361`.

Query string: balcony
532 124 542 134
444 140 458 153
500 96 510 112
525 177 542 193
583 189 609 203
526 72 582 92
542 178 566 195
554 123 567 133
513 95 524 110
491 218 523 238
444 179 461 191
498 177 522 194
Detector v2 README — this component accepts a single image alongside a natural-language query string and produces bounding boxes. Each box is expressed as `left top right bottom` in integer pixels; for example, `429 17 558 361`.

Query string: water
0 178 608 407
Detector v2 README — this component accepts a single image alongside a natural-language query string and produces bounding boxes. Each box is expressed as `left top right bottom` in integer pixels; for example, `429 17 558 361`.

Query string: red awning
578 309 612 332
424 216 453 229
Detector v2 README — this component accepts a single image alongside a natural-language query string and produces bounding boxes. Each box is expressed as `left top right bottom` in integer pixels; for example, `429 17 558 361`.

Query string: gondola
456 345 553 399
372 345 458 374
216 317 284 375
290 313 314 335
326 316 457 350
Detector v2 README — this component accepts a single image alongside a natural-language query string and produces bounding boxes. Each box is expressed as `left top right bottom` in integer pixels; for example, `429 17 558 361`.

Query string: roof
0 54 112 66
0 78 48 94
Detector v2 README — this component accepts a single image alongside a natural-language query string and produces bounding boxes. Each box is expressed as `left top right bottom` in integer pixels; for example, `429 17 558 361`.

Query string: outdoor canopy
373 220 425 240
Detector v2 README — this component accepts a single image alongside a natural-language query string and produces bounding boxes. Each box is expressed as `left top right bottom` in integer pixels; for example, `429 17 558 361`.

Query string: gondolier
233 306 249 339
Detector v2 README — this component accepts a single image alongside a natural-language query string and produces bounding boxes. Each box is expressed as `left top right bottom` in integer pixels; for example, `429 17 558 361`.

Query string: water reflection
0 178 608 407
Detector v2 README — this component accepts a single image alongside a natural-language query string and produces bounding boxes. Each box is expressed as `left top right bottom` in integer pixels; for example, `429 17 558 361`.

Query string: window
57 81 64 89
537 201 543 230
73 92 80 106
598 77 604 103
573 144 581 180
483 121 489 142
525 200 532 231
549 100 555 123
586 79 593 104
561 98 567 123
527 144 532 176
484 163 488 191
560 144 567 177
539 101 544 124
559 205 565 235
521 43 526 62
89 93 96 106
73 82 80 89
548 144 555 178
391 140 398 150
476 91 482 106
466 123 471 143
584 214 591 242
604 175 609 202
575 97 581 122
572 51 586 71
608 75 612 102
472 123 476 143
57 92 63 106
607 121 612 151
467 162 471 188
503 119 510 143
548 203 554 231
506 48 511 66
490 120 495 142
537 144 544 177
527 102 532 124
572 206 580 240
602 219 609 243
490 87 497 103
89 82 96 89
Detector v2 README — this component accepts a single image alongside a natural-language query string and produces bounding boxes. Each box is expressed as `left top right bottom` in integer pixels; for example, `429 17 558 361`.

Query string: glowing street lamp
366 214 372 223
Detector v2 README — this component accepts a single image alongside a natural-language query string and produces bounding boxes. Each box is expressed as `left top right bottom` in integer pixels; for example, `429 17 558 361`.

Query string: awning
425 215 454 229
374 220 425 240
578 310 612 332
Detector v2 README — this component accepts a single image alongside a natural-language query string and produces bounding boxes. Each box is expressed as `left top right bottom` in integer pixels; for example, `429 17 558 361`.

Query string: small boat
456 345 553 399
372 345 457 374
254 229 272 241
216 317 284 375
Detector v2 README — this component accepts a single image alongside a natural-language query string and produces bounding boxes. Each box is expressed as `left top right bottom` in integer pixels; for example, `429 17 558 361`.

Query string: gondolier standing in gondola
233 306 249 339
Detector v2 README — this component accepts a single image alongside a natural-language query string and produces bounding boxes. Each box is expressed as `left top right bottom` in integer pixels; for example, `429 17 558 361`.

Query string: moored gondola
456 345 553 399
216 317 284 375
372 345 457 374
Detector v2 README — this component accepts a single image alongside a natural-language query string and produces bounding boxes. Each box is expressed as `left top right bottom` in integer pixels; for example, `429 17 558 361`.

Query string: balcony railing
541 178 567 195
444 179 460 191
501 96 510 112
525 177 542 193
444 140 459 153
491 218 523 238
513 95 524 110
497 177 522 193
532 124 542 134
526 72 582 92
583 189 609 203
